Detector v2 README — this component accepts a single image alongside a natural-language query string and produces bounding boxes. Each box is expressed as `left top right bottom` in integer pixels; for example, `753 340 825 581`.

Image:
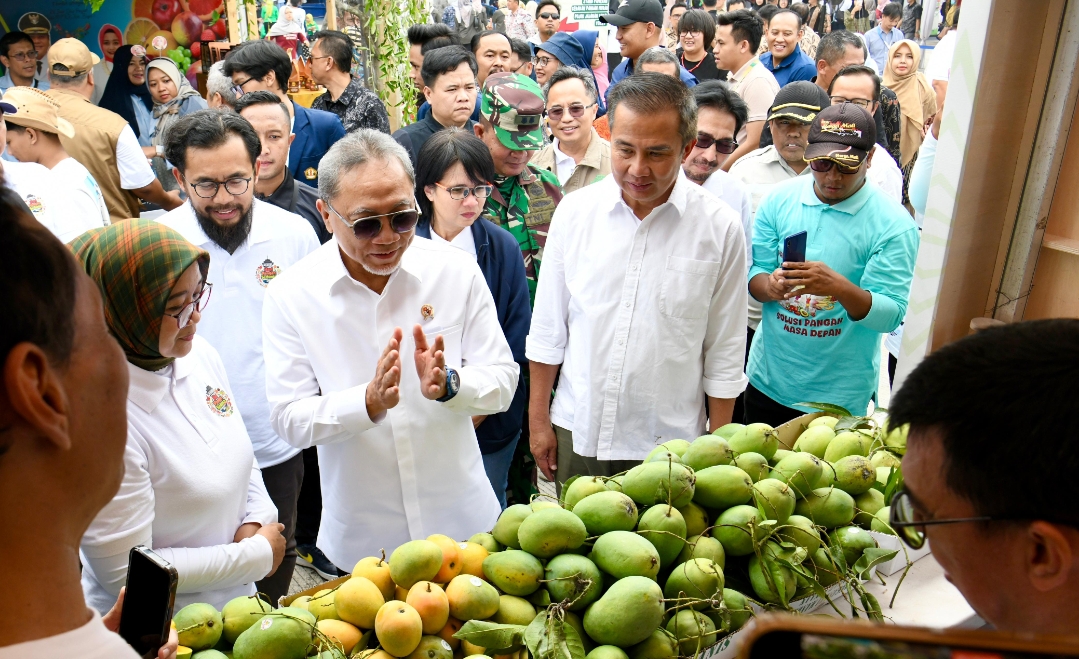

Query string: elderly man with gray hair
262 129 517 565
532 66 612 194
205 61 238 109
636 46 683 78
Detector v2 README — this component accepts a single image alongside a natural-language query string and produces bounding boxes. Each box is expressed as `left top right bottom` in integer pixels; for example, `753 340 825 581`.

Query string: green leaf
834 416 874 432
797 402 853 417
524 612 549 658
559 475 580 505
859 590 883 621
882 464 904 503
562 618 587 659
852 548 899 580
454 621 527 652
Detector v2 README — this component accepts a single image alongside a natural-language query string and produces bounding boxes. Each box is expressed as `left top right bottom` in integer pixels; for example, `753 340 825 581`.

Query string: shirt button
617 339 624 345
624 302 630 308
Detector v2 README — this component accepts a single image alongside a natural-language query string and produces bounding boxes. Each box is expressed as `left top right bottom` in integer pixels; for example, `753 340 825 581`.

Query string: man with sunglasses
531 0 561 46
159 109 320 601
744 103 917 426
262 130 517 566
887 319 1079 636
532 66 610 194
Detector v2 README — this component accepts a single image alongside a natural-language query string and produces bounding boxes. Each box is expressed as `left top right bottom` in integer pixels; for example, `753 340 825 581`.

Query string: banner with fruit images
0 0 230 86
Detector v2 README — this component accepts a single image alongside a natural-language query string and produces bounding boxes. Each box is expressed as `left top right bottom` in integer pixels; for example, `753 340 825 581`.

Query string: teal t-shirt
747 176 919 414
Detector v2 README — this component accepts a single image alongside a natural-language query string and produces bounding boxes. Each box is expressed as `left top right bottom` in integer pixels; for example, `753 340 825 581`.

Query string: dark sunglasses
538 12 560 19
326 202 421 239
808 158 862 175
547 102 597 122
694 133 738 154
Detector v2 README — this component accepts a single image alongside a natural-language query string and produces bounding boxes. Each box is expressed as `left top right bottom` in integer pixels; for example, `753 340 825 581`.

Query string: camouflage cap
480 72 545 151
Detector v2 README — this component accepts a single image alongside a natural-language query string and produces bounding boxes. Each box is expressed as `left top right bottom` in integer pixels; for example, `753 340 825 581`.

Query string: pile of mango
168 413 908 659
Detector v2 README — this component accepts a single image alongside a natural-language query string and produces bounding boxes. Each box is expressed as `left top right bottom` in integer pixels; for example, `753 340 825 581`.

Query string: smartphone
783 230 808 264
119 546 178 658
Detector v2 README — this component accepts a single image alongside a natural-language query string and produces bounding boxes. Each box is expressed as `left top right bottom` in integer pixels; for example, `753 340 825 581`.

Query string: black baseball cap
767 81 831 124
804 103 877 167
600 0 664 27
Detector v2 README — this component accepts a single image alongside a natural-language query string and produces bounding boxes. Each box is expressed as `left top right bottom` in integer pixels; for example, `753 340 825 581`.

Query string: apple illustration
172 11 204 47
185 60 203 87
152 0 183 29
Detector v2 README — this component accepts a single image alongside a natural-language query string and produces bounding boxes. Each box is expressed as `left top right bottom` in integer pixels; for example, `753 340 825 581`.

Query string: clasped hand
366 326 448 418
764 261 848 300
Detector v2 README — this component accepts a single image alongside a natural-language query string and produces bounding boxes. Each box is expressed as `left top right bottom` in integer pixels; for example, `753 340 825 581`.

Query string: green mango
517 507 588 558
564 476 609 510
677 502 710 538
681 436 734 472
588 646 631 659
583 577 665 648
232 611 314 659
663 558 723 609
492 595 537 625
491 504 532 549
713 505 763 557
174 603 223 651
545 553 603 611
221 596 272 645
728 423 779 460
713 423 745 440
590 530 661 580
827 526 878 567
733 452 770 483
777 514 821 555
748 552 796 605
622 462 696 508
833 455 876 495
693 465 753 510
637 505 687 568
770 453 824 499
572 490 639 535
794 487 856 529
853 488 886 529
481 549 543 596
793 426 836 459
823 431 872 463
673 535 725 571
751 478 796 523
390 540 444 590
468 532 503 553
627 629 678 659
870 507 895 535
666 610 716 655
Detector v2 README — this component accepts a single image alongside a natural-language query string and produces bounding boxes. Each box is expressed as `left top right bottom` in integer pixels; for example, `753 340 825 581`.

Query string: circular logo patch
205 386 235 417
256 258 281 287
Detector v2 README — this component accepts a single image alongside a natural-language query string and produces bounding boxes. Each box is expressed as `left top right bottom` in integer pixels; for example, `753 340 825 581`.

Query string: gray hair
816 29 865 66
48 67 89 88
636 47 680 71
608 72 697 147
318 129 415 203
206 61 236 108
542 65 598 103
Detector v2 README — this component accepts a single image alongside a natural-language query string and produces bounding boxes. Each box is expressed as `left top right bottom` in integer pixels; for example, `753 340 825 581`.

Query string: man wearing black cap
744 103 918 426
600 0 698 99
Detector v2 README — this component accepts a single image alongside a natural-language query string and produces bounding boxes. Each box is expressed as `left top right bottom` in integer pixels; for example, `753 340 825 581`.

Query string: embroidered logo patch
205 386 234 417
819 120 862 138
23 194 45 217
256 258 281 287
304 167 318 180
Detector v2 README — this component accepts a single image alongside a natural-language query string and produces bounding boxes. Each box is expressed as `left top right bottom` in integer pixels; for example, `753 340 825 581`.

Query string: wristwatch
436 368 460 402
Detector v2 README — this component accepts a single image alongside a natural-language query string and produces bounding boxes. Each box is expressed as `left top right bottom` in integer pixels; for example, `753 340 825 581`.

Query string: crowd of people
0 0 991 655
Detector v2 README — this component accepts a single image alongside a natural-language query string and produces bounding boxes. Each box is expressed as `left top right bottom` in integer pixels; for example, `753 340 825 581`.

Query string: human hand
103 588 180 659
760 268 794 301
529 418 558 481
779 261 850 299
472 415 487 429
234 522 261 543
256 523 287 577
413 324 448 401
932 100 944 139
142 146 159 160
366 328 403 418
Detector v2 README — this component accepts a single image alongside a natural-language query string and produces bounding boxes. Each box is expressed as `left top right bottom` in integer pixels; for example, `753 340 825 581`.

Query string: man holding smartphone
745 103 918 425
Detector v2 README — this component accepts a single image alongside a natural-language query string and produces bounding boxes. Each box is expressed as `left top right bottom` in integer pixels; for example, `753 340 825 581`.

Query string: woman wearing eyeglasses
414 129 530 509
73 220 286 613
532 66 610 195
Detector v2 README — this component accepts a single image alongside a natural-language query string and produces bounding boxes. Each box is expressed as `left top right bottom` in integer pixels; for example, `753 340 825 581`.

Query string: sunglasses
694 133 738 154
547 102 597 122
326 202 422 239
538 12 560 19
808 158 862 174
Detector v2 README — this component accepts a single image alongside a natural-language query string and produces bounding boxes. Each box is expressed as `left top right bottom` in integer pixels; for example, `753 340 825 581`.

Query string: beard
685 156 719 183
194 202 254 254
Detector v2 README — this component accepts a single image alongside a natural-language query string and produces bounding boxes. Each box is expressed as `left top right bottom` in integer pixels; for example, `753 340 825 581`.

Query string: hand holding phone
783 230 808 264
119 547 177 658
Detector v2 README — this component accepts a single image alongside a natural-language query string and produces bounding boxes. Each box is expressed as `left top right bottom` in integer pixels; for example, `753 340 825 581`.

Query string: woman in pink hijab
91 25 122 105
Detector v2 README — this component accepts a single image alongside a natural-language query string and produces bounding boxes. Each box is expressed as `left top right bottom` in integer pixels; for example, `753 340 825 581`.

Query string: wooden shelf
1042 233 1079 256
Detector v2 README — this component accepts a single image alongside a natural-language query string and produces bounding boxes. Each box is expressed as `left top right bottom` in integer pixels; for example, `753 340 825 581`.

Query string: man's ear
171 166 185 190
424 86 433 103
315 198 334 235
288 132 296 147
816 59 827 79
682 139 696 164
2 344 71 452
1026 521 1077 593
865 147 875 168
473 122 485 139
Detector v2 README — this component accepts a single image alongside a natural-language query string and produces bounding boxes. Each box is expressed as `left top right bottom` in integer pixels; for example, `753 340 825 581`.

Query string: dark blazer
416 218 531 453
289 101 346 188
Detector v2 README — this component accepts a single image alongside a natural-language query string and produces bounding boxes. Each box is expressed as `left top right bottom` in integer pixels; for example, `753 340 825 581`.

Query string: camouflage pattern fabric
481 72 545 151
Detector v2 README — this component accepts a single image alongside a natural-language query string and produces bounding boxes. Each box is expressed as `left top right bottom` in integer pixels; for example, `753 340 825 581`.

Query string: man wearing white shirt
158 109 319 602
263 129 517 567
527 73 748 487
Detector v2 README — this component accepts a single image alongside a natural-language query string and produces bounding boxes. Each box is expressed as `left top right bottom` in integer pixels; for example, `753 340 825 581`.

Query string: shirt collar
325 236 425 295
797 173 874 214
551 140 575 168
333 77 363 106
761 146 807 177
604 168 691 218
126 352 194 413
729 57 758 82
173 200 275 248
768 43 803 70
580 129 607 169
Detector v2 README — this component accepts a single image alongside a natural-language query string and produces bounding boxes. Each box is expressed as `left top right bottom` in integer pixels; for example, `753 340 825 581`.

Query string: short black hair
415 129 496 223
769 7 801 28
816 29 865 66
408 22 453 46
222 40 292 93
671 1 689 11
421 36 459 56
470 30 511 54
757 4 779 24
789 2 809 23
234 90 292 126
716 9 764 52
889 320 1079 527
0 182 78 368
609 73 697 146
164 109 262 175
725 0 745 8
420 46 478 88
693 80 748 136
509 37 532 65
4 121 28 134
313 30 353 73
536 0 560 18
829 64 881 103
882 2 903 20
678 9 716 48
0 31 34 58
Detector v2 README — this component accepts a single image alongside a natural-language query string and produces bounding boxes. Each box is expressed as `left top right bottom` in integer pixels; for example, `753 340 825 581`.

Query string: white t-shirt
0 610 139 659
430 224 478 260
114 124 156 190
925 30 957 82
2 160 96 243
51 157 111 230
551 140 577 187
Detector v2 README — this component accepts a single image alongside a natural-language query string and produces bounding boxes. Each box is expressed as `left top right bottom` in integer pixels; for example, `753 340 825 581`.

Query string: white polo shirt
158 199 320 468
3 159 103 243
51 157 110 230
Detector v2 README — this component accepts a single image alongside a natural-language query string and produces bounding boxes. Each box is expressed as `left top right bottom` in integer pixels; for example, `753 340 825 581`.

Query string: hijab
71 220 209 372
882 39 937 167
99 45 154 138
543 32 607 116
147 58 204 147
98 25 121 63
456 0 474 24
571 30 609 98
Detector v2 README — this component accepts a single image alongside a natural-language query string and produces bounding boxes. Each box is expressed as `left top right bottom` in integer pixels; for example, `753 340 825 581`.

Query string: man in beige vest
532 66 611 195
45 38 181 222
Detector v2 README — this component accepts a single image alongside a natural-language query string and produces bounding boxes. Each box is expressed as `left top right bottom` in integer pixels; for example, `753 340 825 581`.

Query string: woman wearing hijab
570 30 609 98
146 58 208 153
90 25 122 105
883 39 937 202
74 220 285 613
98 45 154 146
536 32 607 117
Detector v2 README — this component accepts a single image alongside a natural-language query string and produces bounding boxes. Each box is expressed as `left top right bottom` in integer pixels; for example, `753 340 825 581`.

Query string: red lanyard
681 53 705 73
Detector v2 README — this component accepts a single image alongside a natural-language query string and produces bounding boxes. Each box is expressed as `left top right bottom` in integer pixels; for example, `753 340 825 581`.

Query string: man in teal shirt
746 103 918 425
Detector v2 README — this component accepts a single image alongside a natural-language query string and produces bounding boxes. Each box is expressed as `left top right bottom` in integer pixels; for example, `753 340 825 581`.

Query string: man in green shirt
474 72 564 302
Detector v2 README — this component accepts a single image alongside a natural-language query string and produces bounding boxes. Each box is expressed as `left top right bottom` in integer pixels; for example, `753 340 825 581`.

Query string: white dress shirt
262 237 514 568
80 338 278 613
526 173 749 461
0 610 139 659
158 199 320 468
702 168 760 332
429 225 478 260
551 140 578 187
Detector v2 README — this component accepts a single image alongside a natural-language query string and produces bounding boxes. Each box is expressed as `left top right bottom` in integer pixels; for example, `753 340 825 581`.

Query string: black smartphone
119 546 178 658
783 230 808 264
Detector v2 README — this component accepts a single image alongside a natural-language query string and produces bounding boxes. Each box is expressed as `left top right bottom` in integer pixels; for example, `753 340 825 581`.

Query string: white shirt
51 157 111 230
526 173 749 461
80 338 278 613
701 168 759 332
263 237 515 568
551 140 577 187
430 225 478 260
0 610 139 659
925 29 957 82
867 143 903 205
3 159 99 243
115 124 156 190
158 200 320 468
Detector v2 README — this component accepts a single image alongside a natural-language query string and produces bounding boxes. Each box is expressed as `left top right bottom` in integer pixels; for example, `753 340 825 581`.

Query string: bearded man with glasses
263 129 517 565
160 109 320 601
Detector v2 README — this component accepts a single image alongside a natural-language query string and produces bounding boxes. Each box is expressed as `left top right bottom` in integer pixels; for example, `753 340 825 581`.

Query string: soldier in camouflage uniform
474 72 564 304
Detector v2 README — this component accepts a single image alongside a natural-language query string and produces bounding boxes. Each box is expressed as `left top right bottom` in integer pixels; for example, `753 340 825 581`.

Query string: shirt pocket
427 323 463 369
660 256 721 320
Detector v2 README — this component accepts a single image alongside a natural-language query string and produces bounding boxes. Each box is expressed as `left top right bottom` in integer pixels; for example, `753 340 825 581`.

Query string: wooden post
326 0 338 30
226 0 242 42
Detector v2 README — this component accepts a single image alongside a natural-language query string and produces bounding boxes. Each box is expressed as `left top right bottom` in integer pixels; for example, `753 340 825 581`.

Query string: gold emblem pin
304 167 317 180
421 304 434 321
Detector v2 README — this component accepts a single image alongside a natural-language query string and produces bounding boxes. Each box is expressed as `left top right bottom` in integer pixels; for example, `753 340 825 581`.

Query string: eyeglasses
231 77 254 97
889 490 994 550
547 102 597 122
326 201 422 240
830 96 874 109
511 59 531 73
435 182 494 200
538 12 560 19
165 282 212 329
532 55 555 67
185 176 252 199
6 50 38 62
694 133 738 154
808 158 862 174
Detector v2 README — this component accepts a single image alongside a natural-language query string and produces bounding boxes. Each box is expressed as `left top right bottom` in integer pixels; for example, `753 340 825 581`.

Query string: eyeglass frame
164 282 213 328
325 200 423 239
532 54 556 67
434 182 494 200
231 76 255 97
547 102 598 122
182 175 253 199
830 95 875 109
693 132 739 155
4 49 39 62
888 490 995 549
